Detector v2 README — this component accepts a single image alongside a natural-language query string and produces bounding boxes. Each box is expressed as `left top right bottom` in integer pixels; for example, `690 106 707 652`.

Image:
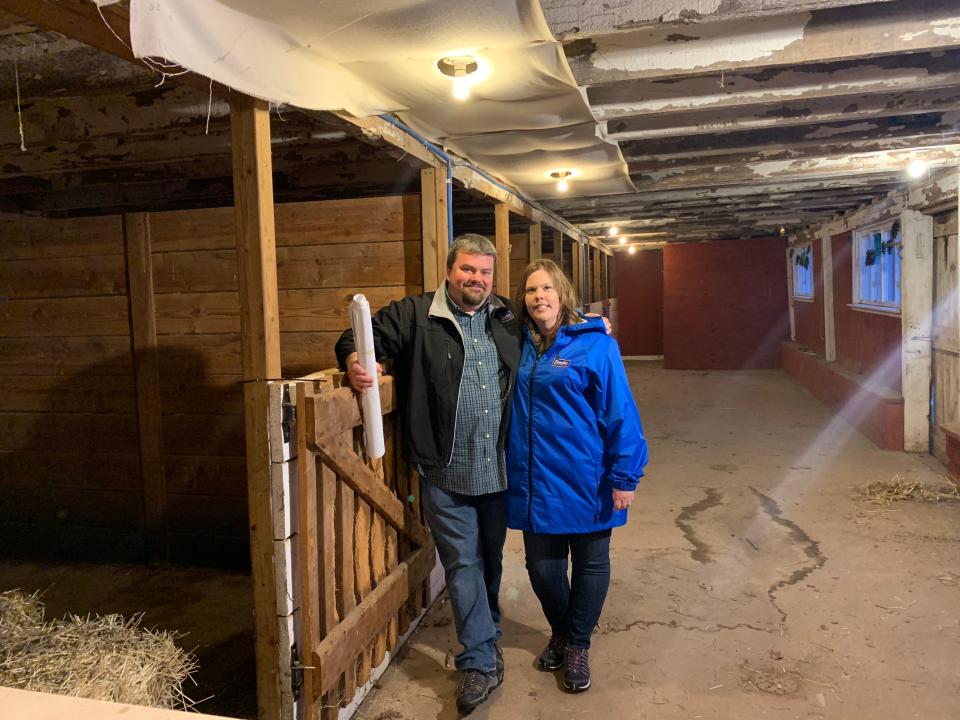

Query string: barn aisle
356 361 960 720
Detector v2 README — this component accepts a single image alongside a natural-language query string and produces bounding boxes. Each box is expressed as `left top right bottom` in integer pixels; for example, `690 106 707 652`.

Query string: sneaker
563 646 591 693
495 643 504 677
536 636 565 671
456 668 502 715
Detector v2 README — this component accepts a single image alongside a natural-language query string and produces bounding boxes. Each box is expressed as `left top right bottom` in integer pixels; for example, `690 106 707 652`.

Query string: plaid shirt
422 295 508 496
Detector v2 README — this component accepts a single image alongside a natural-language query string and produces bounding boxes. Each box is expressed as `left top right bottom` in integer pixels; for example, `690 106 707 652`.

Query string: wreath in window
864 220 902 266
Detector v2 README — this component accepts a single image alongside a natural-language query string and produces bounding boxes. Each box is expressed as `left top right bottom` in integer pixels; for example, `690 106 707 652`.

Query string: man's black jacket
335 285 522 470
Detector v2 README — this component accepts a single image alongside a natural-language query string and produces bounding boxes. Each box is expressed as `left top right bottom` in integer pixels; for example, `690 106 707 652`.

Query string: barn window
791 243 814 300
853 220 901 312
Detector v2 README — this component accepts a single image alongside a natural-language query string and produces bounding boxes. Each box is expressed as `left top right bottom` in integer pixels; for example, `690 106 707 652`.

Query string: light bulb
557 178 569 192
907 159 927 179
452 76 471 101
618 236 626 244
608 226 619 236
628 246 637 255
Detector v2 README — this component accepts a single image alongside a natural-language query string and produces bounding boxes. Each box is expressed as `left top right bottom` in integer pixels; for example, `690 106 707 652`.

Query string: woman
506 259 648 693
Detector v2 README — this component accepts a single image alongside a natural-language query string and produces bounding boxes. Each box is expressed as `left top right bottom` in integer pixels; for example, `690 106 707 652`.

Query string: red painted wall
793 239 826 355
614 249 664 355
663 237 790 369
831 232 902 392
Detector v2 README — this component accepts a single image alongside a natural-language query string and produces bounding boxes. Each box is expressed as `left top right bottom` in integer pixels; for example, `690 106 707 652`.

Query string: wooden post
552 229 563 266
529 222 542 262
420 168 448 291
495 203 510 297
820 230 836 362
231 93 284 720
901 209 935 452
571 241 582 307
592 245 602 304
786 243 797 342
123 212 167 562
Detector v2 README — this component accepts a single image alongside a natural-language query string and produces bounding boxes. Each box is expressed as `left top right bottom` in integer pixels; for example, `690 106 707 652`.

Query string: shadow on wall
0 346 248 567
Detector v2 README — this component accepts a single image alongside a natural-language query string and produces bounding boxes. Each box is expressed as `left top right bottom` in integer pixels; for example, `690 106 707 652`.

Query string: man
335 233 519 715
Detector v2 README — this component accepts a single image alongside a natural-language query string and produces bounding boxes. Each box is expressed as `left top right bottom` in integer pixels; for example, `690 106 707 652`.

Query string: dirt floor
355 362 960 720
1 362 958 719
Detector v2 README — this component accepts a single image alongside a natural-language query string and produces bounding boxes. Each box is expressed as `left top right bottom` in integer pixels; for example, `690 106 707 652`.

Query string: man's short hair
446 233 498 271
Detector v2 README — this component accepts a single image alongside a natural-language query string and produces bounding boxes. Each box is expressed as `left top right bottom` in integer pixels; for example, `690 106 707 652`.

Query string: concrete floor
356 362 960 720
1 363 957 719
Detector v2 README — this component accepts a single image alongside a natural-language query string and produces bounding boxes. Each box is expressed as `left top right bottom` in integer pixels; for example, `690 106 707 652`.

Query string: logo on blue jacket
552 357 571 368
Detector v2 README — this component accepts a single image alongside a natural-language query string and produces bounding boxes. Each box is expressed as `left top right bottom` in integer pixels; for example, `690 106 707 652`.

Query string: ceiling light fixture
907 159 928 180
618 236 627 244
546 168 579 193
608 226 619 236
628 246 637 255
437 55 479 101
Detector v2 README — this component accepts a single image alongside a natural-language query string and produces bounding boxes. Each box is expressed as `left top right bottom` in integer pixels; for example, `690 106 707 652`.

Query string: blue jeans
523 529 612 648
421 480 506 672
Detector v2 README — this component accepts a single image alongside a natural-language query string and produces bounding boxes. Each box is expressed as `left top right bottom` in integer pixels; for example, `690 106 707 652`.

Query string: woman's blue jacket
505 317 648 534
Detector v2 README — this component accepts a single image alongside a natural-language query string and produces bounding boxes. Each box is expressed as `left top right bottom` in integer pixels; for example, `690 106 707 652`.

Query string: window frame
851 219 901 314
790 242 815 301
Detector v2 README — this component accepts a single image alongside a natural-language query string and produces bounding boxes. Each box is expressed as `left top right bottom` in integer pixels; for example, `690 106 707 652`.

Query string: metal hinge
281 385 296 445
290 642 304 701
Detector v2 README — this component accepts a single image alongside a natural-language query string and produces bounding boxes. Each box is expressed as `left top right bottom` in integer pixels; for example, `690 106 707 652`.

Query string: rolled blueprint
349 294 385 459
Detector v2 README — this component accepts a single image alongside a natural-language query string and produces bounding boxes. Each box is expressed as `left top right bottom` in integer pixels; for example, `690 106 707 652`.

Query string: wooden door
931 210 959 463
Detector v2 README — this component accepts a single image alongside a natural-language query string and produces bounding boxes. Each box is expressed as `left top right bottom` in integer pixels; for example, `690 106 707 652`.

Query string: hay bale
0 590 197 710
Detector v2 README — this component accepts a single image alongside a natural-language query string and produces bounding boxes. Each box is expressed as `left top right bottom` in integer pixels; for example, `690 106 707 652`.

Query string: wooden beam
592 245 601 303
529 222 542 262
607 86 960 141
495 203 511 298
552 229 563 266
567 0 960 86
570 241 582 306
231 93 283 720
452 164 585 242
231 95 281 381
420 168 441 292
630 146 960 192
901 209 935 452
122 211 167 562
544 0 896 39
820 229 836 362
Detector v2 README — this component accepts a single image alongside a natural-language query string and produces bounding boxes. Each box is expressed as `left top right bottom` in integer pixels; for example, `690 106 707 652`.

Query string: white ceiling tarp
129 0 635 200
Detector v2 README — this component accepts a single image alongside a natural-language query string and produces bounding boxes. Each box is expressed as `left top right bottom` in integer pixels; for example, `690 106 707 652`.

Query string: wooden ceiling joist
565 0 960 87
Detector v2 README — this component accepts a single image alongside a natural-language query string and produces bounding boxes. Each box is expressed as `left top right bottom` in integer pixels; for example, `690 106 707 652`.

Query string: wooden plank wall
0 213 144 560
148 195 422 566
0 195 421 567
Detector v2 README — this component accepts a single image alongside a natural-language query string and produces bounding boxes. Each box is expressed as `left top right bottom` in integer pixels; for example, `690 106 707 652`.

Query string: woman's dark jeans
522 529 612 648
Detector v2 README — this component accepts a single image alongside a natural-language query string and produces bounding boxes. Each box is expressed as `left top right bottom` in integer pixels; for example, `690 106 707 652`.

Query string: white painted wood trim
900 209 935 453
821 230 836 362
847 303 901 318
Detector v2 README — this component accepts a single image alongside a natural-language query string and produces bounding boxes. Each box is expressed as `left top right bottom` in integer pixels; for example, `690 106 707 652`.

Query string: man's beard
460 284 487 307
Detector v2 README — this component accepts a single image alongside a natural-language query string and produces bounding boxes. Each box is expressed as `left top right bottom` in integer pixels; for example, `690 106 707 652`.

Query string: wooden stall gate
274 371 438 720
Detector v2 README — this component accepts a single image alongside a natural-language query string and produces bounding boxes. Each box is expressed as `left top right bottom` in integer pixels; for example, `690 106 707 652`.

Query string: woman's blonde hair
515 259 581 341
